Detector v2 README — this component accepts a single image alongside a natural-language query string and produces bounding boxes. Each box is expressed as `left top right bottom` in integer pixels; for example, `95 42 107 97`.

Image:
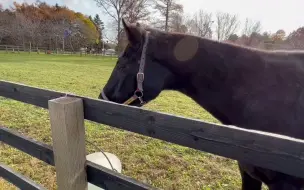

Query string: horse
98 18 304 190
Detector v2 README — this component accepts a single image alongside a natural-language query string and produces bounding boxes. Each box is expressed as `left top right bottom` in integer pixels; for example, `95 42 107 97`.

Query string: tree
242 18 262 37
94 0 151 52
154 0 183 32
215 11 239 41
272 29 286 42
93 14 104 42
237 18 263 47
123 0 151 23
0 10 12 44
170 12 187 33
236 32 265 48
285 27 304 50
1 1 100 52
227 34 239 42
186 9 213 38
92 14 105 52
75 12 99 44
260 32 275 50
94 0 128 47
94 14 104 30
55 3 60 10
15 11 41 48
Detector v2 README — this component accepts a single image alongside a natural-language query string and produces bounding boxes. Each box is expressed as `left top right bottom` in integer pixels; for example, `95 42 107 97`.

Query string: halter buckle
137 73 144 83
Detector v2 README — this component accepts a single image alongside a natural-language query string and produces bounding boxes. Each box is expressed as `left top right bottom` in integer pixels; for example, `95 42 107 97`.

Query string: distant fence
1 80 304 189
0 45 118 57
0 44 70 54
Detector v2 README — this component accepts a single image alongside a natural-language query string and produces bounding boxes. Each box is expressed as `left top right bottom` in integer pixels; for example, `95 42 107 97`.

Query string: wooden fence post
48 97 87 190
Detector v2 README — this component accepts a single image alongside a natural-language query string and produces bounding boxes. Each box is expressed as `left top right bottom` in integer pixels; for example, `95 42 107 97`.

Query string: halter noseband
101 31 150 105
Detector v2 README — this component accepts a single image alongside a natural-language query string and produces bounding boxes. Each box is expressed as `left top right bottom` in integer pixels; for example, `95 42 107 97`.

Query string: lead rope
85 139 117 172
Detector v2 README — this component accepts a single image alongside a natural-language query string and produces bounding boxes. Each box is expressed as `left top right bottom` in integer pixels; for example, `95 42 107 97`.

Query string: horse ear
122 18 142 46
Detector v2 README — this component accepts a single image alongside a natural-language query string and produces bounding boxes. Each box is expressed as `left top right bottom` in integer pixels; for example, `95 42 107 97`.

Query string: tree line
0 2 110 52
95 0 304 52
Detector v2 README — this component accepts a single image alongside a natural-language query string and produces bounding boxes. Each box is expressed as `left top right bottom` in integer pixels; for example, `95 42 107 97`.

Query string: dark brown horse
99 18 304 190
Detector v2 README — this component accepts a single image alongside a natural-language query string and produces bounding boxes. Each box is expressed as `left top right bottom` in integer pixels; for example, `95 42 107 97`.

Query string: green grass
0 52 242 190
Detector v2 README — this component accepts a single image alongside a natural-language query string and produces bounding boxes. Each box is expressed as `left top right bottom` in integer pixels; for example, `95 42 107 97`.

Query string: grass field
0 52 242 190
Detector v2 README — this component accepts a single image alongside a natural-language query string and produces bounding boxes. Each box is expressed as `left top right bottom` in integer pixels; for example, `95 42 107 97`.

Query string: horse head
99 18 176 106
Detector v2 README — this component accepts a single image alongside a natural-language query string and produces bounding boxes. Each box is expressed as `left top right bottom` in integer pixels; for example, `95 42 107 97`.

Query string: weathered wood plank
0 80 66 109
1 80 304 178
0 163 46 190
0 126 157 190
48 97 87 190
86 160 157 190
0 125 54 165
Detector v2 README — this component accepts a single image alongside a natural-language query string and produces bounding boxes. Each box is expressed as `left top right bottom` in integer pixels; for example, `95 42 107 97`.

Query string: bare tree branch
236 18 263 46
153 0 183 32
215 11 240 41
242 18 262 36
0 10 11 43
123 0 152 23
95 0 118 22
94 0 151 52
170 12 187 33
185 9 213 38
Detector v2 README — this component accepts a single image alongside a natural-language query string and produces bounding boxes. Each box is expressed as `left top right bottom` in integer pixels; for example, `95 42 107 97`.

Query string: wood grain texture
1 80 304 178
0 163 46 190
0 126 155 190
86 160 157 190
48 97 88 190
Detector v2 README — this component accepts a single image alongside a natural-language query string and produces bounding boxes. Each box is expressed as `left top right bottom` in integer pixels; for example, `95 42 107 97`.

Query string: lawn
0 52 241 190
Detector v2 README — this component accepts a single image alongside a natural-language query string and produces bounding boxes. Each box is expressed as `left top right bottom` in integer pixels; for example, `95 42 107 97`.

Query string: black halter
101 31 150 105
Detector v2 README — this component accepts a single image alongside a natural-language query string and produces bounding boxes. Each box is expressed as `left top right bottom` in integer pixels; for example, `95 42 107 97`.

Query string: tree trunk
117 16 124 54
117 17 121 45
165 1 169 32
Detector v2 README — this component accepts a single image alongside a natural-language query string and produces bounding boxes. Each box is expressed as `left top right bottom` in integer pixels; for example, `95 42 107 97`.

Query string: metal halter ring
134 90 143 98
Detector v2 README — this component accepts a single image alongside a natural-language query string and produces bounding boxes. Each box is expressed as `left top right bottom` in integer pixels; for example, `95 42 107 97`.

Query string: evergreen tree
93 14 104 31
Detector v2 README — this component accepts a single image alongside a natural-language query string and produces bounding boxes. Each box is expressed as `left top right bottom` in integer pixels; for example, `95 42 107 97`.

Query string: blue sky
2 0 304 37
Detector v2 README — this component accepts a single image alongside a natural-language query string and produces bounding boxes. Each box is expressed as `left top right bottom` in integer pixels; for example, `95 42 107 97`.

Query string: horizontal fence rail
1 80 304 180
0 163 46 190
0 126 156 190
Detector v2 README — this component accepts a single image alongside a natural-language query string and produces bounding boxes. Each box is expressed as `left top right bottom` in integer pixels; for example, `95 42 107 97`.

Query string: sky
2 0 304 37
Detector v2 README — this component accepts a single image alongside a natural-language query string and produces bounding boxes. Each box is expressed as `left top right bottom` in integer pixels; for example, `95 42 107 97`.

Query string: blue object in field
64 29 72 38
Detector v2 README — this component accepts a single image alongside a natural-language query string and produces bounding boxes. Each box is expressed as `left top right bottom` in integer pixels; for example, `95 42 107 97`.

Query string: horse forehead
173 36 199 62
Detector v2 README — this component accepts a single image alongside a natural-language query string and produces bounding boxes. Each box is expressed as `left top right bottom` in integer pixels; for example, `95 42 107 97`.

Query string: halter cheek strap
101 31 150 105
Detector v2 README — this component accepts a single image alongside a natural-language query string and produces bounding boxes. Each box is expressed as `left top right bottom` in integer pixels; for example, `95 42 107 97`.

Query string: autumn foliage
0 2 101 51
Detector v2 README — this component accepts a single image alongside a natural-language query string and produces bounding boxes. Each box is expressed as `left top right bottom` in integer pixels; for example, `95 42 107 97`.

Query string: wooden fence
1 80 304 189
0 45 118 57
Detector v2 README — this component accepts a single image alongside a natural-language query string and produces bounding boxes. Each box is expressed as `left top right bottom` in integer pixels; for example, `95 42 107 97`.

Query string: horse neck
156 33 263 125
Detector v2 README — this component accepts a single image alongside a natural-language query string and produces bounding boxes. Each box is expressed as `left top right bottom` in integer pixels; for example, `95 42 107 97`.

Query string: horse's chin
98 92 150 108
